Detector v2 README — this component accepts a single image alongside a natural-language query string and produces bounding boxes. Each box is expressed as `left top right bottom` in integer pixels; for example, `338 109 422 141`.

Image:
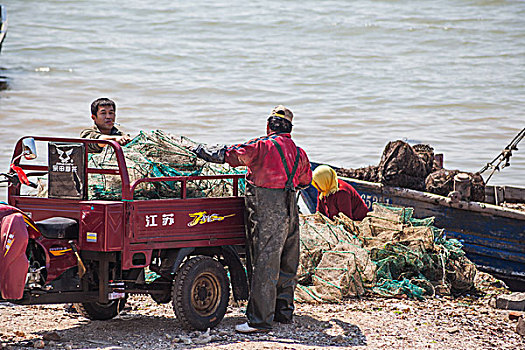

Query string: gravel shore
1 275 523 350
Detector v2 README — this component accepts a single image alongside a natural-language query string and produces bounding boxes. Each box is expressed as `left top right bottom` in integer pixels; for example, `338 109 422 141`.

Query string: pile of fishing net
295 203 477 303
337 140 486 202
87 130 246 200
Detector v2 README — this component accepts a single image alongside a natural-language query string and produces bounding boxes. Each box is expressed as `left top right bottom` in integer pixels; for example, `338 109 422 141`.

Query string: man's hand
192 144 227 164
97 134 132 148
116 134 132 146
191 144 202 154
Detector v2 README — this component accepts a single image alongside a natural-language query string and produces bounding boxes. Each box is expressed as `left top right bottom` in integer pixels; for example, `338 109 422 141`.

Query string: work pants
244 183 300 329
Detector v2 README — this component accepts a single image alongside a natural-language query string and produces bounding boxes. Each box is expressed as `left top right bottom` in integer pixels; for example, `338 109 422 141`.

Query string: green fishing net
296 203 477 303
87 130 246 200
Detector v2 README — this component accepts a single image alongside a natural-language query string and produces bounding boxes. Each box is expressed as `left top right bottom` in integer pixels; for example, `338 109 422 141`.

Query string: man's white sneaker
235 322 270 334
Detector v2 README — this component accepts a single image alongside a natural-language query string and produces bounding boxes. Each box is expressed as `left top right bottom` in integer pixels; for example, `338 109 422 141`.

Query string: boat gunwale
338 175 525 221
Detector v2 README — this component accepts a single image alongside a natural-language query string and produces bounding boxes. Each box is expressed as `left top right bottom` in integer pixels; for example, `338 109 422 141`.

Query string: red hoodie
225 132 312 189
316 179 369 221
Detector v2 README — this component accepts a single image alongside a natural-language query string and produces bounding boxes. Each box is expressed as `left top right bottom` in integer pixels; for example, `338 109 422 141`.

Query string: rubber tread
73 299 126 320
172 255 229 330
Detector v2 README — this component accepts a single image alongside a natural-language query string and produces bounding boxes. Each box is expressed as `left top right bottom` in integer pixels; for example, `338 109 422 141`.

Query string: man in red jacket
193 105 312 333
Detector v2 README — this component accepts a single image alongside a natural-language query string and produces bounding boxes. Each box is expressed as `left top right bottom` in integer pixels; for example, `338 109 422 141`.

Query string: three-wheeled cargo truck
0 136 248 330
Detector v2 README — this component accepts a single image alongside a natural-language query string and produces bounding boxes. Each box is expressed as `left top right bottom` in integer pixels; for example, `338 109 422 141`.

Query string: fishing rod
479 127 525 183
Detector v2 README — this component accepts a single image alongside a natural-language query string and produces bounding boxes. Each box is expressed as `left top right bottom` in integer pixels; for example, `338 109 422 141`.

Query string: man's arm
192 141 259 166
192 144 228 164
296 148 313 189
80 128 104 153
98 134 132 146
80 128 131 153
225 142 261 167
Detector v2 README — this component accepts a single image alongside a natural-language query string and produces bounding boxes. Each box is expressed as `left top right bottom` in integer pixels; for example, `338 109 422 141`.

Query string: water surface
0 0 523 187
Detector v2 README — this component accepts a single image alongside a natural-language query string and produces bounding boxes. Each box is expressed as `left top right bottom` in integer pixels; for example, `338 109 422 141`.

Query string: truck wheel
74 298 126 320
151 277 173 304
172 256 229 330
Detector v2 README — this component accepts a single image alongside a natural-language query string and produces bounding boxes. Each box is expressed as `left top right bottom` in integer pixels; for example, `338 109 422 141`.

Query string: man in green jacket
80 97 131 153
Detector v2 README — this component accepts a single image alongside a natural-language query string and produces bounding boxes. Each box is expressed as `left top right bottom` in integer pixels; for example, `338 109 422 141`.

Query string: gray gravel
0 274 523 349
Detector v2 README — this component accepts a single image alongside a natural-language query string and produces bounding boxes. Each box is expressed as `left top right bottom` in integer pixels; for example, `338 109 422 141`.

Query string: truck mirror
22 138 37 160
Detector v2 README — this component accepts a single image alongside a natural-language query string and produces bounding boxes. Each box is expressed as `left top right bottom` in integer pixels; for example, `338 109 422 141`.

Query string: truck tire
150 277 173 304
74 298 126 320
172 256 229 330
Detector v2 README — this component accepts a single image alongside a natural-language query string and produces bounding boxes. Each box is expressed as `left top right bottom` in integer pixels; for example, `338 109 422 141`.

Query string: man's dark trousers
244 183 300 329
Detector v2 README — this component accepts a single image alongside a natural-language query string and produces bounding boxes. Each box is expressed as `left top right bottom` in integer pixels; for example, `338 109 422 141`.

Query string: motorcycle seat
36 217 79 240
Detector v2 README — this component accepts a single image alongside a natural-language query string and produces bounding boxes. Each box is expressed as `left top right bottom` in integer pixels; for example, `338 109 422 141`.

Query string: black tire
151 277 173 304
74 298 127 320
172 256 230 330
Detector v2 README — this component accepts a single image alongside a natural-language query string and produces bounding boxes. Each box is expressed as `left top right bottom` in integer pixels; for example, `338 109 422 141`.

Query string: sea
0 0 523 192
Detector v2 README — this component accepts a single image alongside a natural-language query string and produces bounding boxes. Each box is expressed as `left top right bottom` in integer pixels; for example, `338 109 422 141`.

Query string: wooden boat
0 5 6 53
301 162 525 291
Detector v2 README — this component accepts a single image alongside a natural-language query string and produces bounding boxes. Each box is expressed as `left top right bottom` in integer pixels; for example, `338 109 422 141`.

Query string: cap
269 105 293 123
